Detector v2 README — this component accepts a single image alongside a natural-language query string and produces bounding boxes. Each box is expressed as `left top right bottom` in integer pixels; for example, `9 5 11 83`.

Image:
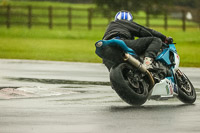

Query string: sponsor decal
169 84 173 94
165 85 169 94
176 54 180 60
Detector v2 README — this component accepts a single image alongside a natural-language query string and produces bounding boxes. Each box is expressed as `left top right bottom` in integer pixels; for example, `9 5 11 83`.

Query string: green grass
177 43 200 67
0 26 104 63
0 26 200 67
0 37 101 62
0 26 105 40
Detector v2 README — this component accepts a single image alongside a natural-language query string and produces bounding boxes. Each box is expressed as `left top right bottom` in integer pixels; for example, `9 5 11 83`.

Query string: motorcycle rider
100 10 171 70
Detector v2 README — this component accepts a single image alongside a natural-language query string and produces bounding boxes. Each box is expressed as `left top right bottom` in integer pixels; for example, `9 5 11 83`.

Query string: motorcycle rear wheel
175 70 196 104
110 63 150 106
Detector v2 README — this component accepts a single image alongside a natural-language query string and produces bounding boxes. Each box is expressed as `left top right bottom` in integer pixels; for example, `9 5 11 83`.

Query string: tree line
93 0 200 23
93 0 199 13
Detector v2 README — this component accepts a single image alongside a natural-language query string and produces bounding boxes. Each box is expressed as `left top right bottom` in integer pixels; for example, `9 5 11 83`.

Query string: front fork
175 69 192 93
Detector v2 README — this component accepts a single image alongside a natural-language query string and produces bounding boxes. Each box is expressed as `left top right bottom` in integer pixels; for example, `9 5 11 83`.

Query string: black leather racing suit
101 20 167 70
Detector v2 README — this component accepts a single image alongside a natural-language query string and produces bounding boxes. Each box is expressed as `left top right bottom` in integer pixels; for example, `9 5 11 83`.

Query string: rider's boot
143 57 153 69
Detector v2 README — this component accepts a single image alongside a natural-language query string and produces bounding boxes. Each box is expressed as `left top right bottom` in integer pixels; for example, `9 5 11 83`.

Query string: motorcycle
95 39 196 106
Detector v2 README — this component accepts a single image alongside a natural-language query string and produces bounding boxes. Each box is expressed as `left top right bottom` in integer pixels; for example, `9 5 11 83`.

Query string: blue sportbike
95 39 196 106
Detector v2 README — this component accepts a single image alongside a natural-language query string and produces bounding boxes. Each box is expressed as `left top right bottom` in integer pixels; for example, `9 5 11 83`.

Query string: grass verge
0 27 200 67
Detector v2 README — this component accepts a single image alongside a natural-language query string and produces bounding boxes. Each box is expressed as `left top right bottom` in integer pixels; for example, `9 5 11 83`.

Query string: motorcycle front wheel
110 63 150 106
175 70 196 104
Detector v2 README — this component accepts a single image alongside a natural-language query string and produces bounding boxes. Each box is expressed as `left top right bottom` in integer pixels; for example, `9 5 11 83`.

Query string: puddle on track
1 77 199 104
6 77 110 86
0 77 112 100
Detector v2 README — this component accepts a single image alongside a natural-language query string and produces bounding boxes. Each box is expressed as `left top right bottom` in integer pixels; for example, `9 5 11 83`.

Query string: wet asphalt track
0 59 200 133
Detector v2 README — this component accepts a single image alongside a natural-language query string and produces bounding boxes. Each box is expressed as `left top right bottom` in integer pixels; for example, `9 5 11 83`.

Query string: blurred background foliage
93 0 200 22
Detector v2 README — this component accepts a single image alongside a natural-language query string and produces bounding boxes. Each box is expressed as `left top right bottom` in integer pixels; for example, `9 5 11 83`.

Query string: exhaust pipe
124 53 155 89
124 53 147 73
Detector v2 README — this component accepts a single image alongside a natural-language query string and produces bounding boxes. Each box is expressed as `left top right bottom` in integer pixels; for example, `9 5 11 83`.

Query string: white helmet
115 11 133 21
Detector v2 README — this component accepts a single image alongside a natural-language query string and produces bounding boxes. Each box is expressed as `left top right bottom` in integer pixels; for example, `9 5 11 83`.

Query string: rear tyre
110 63 150 106
175 70 196 104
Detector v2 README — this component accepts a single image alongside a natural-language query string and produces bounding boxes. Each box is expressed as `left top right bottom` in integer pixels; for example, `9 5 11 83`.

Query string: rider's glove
165 37 173 44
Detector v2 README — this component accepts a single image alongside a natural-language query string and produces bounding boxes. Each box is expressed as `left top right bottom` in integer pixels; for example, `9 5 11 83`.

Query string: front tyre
110 63 150 106
175 69 196 104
